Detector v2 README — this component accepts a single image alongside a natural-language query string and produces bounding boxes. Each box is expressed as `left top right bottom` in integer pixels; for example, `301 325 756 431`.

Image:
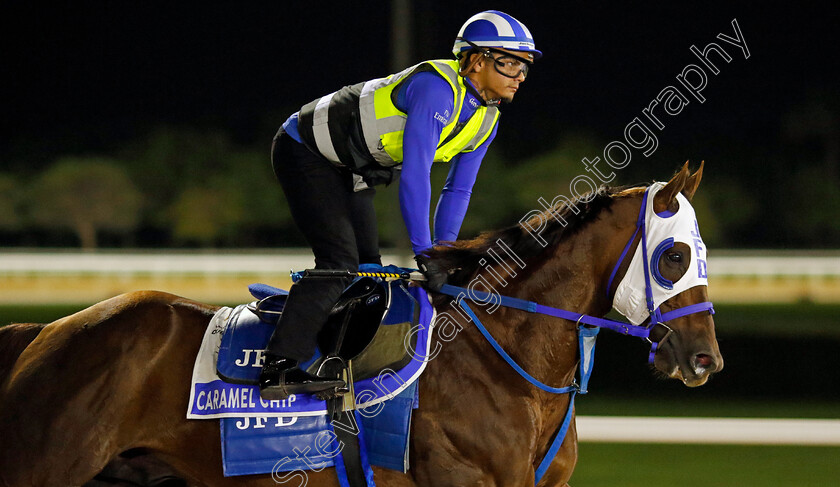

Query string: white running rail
576 416 840 445
0 251 838 276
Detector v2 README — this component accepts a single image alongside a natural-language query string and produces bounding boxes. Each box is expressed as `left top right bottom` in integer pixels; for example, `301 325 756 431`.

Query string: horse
0 323 45 383
0 163 722 487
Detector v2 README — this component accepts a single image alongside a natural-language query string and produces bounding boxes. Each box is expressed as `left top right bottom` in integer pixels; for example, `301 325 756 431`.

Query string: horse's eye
667 252 683 263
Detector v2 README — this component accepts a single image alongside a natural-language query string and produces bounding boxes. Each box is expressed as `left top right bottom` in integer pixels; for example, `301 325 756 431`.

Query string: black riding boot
259 353 344 400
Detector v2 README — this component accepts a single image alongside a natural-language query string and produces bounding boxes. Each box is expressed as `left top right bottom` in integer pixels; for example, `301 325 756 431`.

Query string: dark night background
2 2 840 455
2 1 838 248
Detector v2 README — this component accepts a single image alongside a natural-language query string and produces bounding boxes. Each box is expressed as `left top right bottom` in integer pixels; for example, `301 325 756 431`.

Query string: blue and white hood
612 182 709 325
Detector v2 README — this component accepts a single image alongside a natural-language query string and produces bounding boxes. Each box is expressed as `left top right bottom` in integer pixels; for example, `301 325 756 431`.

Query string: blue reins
433 185 715 484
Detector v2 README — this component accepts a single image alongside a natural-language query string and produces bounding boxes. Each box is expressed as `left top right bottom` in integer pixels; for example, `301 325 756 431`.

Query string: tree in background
26 158 142 249
779 89 840 246
784 89 839 181
506 133 603 215
4 119 838 249
124 127 235 230
169 185 243 246
126 126 294 247
0 174 23 233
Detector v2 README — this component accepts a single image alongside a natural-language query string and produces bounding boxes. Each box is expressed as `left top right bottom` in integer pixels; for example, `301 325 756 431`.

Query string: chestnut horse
0 164 722 487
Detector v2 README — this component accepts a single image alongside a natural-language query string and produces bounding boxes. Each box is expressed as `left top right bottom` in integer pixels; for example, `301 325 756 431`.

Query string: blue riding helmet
452 10 542 60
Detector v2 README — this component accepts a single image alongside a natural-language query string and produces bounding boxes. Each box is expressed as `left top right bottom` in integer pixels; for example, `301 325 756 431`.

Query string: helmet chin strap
461 69 501 106
475 88 501 105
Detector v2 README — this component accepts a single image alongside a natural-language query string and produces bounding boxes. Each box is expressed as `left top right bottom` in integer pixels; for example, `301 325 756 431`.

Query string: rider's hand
414 254 447 292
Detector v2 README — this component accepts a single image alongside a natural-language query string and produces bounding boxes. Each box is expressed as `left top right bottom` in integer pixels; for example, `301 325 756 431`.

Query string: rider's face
468 48 531 103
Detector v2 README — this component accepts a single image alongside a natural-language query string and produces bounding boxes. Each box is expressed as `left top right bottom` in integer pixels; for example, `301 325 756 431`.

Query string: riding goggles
460 38 533 78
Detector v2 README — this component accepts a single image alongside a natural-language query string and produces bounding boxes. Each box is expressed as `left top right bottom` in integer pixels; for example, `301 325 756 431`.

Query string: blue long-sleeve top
283 71 496 255
396 72 496 254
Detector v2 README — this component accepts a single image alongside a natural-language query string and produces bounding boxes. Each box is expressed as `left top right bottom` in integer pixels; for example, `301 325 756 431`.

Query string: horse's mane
426 185 636 286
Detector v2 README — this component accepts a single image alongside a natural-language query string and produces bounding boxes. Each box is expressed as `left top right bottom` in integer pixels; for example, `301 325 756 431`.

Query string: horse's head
425 161 722 388
610 162 723 387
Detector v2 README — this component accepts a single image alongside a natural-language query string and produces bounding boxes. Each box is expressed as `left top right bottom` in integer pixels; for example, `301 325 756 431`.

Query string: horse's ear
681 160 704 201
653 162 690 213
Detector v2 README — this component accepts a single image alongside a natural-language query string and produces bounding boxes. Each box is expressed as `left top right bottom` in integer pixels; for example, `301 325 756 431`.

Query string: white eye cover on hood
612 182 708 325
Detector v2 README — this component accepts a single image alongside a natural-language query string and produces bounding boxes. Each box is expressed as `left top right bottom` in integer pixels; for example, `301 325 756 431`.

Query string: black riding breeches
266 132 382 362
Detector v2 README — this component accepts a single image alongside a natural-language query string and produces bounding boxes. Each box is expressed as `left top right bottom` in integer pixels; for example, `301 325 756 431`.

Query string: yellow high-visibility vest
298 59 499 169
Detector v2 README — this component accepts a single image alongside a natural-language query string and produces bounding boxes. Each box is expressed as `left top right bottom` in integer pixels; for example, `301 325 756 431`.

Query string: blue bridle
434 185 715 484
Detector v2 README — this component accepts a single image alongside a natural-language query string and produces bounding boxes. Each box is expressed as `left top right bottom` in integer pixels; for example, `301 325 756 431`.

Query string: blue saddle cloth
194 266 433 478
189 284 431 419
220 381 418 477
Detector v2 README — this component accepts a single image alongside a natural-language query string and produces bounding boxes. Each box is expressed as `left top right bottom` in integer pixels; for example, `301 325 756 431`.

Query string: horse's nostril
694 353 713 369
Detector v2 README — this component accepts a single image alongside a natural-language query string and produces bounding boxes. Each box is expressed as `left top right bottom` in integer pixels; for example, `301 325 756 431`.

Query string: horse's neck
417 196 640 480
431 225 608 398
499 231 604 386
496 199 637 382
420 229 606 478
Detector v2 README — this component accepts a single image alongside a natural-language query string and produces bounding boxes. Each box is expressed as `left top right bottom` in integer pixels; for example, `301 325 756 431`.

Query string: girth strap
332 411 375 487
